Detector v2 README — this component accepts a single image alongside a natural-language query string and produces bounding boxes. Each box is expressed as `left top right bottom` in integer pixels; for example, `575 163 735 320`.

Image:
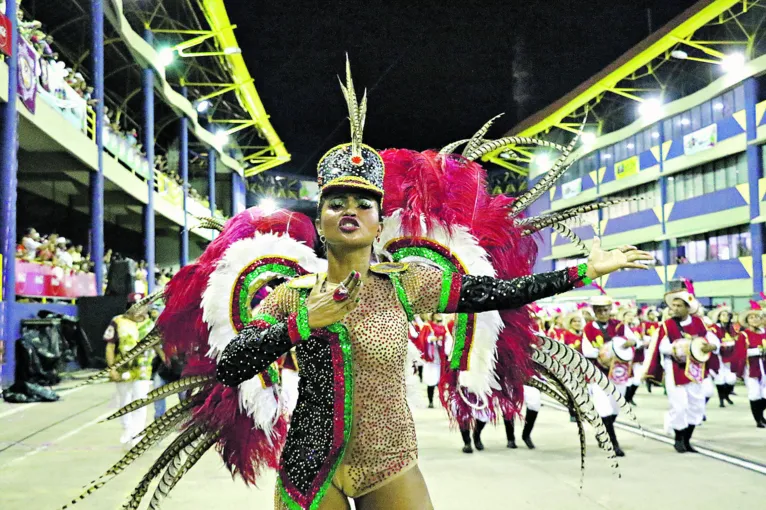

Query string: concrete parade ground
1 377 764 510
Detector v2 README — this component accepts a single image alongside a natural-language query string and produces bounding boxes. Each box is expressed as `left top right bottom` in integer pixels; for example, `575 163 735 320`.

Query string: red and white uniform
709 323 738 386
581 319 634 417
560 329 583 354
418 321 448 386
617 321 643 387
653 316 721 431
734 329 766 401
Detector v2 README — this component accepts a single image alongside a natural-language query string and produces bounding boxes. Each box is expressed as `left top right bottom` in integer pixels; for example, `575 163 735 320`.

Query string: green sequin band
451 313 469 370
235 262 299 329
296 305 311 341
578 263 592 285
251 313 278 325
389 246 456 312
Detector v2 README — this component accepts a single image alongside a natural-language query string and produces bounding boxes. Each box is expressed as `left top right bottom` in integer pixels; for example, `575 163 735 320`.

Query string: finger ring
333 284 350 302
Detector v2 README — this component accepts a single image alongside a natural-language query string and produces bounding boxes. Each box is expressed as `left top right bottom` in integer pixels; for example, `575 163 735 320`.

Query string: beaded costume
62 60 636 510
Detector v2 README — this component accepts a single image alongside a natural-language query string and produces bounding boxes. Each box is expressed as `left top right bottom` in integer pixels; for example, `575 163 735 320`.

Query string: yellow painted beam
198 0 290 167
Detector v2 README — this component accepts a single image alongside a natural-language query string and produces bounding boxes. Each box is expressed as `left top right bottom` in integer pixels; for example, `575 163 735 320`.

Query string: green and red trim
278 295 354 510
231 257 306 332
568 263 591 288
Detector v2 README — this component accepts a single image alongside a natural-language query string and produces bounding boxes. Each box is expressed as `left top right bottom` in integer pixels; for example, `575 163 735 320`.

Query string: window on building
667 153 747 203
553 256 588 271
670 225 751 264
602 181 660 220
636 241 664 266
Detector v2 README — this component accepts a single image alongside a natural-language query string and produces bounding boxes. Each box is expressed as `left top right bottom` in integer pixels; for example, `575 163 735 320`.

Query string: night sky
230 0 699 176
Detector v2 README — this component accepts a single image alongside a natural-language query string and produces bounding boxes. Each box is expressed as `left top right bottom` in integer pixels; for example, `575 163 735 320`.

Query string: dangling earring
319 231 326 244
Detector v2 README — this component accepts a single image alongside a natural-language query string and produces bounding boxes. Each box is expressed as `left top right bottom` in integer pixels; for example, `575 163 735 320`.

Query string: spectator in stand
54 237 73 268
37 236 56 264
20 228 42 260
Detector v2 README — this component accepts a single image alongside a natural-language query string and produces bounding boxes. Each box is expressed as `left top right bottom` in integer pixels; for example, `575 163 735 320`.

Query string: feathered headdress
316 57 385 199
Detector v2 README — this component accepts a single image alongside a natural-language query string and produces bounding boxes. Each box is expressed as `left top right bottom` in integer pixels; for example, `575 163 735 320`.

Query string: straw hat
640 306 659 321
562 312 585 332
739 303 763 328
590 295 613 308
707 305 731 324
616 306 637 324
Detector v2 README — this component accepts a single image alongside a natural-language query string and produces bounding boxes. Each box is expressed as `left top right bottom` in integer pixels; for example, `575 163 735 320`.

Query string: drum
689 336 712 363
672 337 711 363
597 337 635 367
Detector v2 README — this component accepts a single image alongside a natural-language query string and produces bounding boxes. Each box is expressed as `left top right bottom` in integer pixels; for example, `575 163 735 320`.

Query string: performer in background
645 282 719 453
734 305 766 428
638 306 660 394
708 305 737 407
409 315 426 382
582 295 637 457
617 306 642 406
419 313 451 408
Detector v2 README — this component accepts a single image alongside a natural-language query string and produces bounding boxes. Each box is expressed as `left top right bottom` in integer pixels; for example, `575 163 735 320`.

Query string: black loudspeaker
106 259 136 297
78 296 128 368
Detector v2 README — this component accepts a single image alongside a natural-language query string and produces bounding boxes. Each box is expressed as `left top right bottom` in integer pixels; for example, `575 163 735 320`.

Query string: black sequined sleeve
454 267 586 314
216 286 307 387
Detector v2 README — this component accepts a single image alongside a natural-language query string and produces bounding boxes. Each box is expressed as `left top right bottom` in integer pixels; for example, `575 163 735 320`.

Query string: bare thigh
274 483 351 510
354 466 434 510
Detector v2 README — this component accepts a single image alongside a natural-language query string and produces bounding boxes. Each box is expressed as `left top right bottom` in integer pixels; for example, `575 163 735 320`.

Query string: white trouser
630 362 645 386
664 360 705 430
523 385 541 412
745 375 766 401
423 362 441 386
115 380 152 443
589 382 624 418
713 362 737 385
701 377 715 399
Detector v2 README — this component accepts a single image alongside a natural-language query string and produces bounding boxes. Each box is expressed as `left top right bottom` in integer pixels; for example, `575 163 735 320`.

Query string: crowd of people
16 228 91 272
401 284 766 458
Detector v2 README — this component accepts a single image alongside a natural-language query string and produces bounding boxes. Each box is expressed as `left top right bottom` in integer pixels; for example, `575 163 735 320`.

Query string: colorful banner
0 13 11 57
561 177 582 199
615 155 639 180
17 36 38 113
683 123 717 156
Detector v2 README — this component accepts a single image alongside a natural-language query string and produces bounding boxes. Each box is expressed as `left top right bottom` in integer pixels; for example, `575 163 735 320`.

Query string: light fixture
214 130 229 146
581 132 597 146
670 49 688 60
652 131 660 139
258 198 278 215
499 152 513 160
627 143 635 150
223 47 242 55
638 98 663 119
602 154 612 160
680 118 691 126
196 99 211 113
158 47 175 67
713 102 724 111
535 154 550 169
719 53 745 73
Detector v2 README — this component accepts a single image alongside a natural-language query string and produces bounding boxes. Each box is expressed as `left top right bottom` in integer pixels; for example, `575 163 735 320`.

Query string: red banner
0 13 11 57
15 260 97 299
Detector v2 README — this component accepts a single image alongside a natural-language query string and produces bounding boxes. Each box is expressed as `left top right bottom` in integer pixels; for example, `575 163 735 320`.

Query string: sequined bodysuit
217 264 585 509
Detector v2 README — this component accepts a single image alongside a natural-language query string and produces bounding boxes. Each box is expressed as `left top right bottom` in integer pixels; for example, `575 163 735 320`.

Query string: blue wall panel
667 188 747 222
602 209 660 236
717 116 745 141
639 150 658 169
601 164 615 184
553 224 596 246
605 269 663 288
665 138 685 160
673 259 750 282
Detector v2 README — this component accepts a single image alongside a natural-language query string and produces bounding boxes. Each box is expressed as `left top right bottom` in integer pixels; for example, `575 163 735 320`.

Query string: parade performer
617 307 642 406
62 60 651 510
708 305 737 407
645 281 719 453
103 296 162 449
639 307 660 393
582 295 637 457
419 314 451 408
733 305 766 428
561 312 584 353
409 315 427 382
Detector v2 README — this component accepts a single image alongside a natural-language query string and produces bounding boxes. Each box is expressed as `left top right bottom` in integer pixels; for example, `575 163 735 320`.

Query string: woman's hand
586 237 654 279
306 271 363 330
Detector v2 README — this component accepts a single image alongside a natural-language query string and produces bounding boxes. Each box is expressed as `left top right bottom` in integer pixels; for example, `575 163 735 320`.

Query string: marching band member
409 315 426 382
617 306 642 406
639 306 660 394
546 308 566 341
708 305 738 407
418 313 451 408
582 295 637 457
561 312 585 353
645 282 719 453
734 305 766 428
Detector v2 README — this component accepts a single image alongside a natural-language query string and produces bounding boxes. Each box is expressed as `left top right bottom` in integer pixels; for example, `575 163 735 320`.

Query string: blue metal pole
90 0 105 294
0 0 19 386
208 149 216 217
658 122 670 290
143 29 155 293
744 77 764 296
179 87 189 267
